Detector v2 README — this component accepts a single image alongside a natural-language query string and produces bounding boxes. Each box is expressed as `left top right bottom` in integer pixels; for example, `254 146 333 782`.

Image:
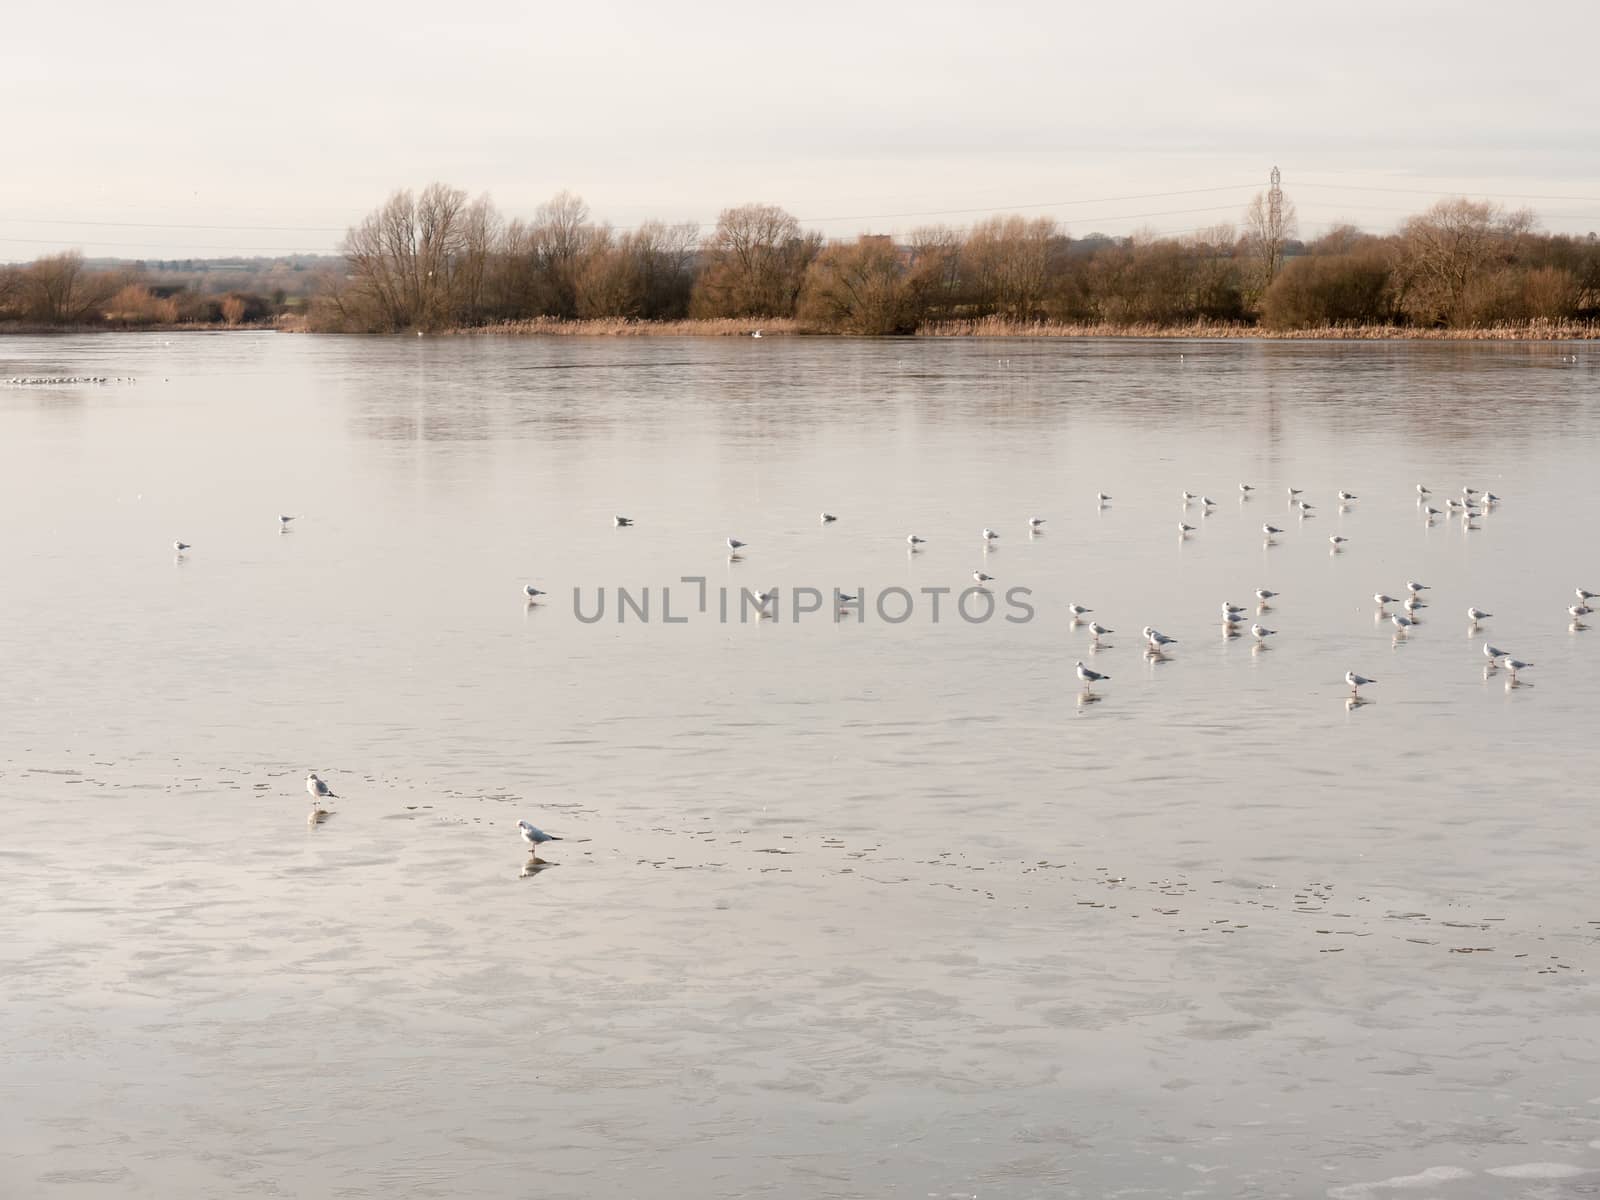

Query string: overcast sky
4 0 1598 260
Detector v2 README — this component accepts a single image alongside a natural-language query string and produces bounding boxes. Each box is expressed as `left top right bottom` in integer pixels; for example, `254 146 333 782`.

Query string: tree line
0 253 323 328
6 188 1598 334
309 184 1600 334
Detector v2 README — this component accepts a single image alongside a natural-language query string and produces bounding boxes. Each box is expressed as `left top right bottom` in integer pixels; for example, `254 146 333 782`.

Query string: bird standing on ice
518 820 563 859
306 772 337 803
1345 671 1375 695
1075 661 1109 687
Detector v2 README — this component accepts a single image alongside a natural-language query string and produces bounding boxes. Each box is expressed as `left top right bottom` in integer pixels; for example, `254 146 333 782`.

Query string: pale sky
4 0 1599 260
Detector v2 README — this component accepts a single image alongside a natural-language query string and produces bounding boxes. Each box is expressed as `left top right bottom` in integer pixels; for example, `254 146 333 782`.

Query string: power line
1295 180 1600 204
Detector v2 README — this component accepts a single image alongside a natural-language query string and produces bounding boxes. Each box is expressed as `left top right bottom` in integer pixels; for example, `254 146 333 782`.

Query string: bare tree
799 236 921 334
18 252 123 324
693 204 821 317
1241 189 1298 307
1396 198 1535 326
959 216 1056 317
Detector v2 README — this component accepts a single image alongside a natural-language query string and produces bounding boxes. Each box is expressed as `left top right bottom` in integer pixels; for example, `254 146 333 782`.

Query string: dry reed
448 316 798 337
916 316 1600 340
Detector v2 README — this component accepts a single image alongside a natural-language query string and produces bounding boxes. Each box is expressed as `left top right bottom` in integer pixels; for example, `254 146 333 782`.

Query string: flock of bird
267 479 1585 844
505 483 1588 711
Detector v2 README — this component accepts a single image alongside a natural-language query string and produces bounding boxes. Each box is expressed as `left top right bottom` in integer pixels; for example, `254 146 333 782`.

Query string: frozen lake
2 332 1598 1198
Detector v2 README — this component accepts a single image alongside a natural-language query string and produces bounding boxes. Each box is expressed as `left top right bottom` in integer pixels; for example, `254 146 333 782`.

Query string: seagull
1179 522 1196 534
279 515 296 527
1028 516 1045 529
1505 657 1533 679
1338 490 1358 502
1423 506 1443 517
1463 487 1480 498
836 592 859 604
973 570 995 584
1375 593 1399 607
1446 498 1465 510
1571 604 1595 618
1345 671 1376 694
1088 622 1114 638
1404 596 1427 612
907 534 926 548
1143 626 1178 649
1067 604 1094 618
306 772 337 802
1578 588 1598 603
1075 661 1110 686
727 538 747 554
1262 523 1284 537
518 820 563 856
1287 487 1303 498
1391 613 1416 633
1329 535 1349 547
1201 496 1218 507
1239 483 1255 493
1096 492 1111 504
615 515 634 527
1251 623 1276 640
1182 491 1199 503
1416 484 1430 496
1466 607 1492 622
1297 500 1316 513
1483 492 1501 504
173 541 190 553
524 584 546 601
983 528 999 541
1222 602 1247 618
1484 642 1508 663
1406 580 1429 595
1255 588 1279 603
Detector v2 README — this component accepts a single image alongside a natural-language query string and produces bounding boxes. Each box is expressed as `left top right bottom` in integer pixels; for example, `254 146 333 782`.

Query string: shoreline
6 317 1598 341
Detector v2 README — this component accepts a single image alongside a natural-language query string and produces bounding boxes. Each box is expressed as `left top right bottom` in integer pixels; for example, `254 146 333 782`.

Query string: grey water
2 332 1598 1199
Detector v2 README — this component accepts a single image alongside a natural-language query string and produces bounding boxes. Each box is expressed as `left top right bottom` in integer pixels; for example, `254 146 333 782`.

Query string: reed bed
916 316 1600 340
449 316 798 337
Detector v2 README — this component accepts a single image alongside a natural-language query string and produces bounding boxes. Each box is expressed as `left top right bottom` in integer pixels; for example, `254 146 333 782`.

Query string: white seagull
820 512 837 524
982 528 999 541
306 772 337 803
1571 604 1594 619
1338 490 1358 502
1404 596 1427 612
1505 657 1533 679
1028 516 1046 529
518 820 562 856
1088 622 1114 638
727 538 747 554
1345 671 1376 694
1256 588 1279 603
1143 626 1179 649
1096 492 1112 504
1067 604 1094 618
524 584 546 601
173 541 191 553
1391 613 1416 633
1201 495 1218 507
907 534 926 548
1416 484 1430 496
615 515 634 526
1329 535 1349 547
1262 523 1284 537
1239 483 1255 493
1466 607 1492 622
279 515 296 527
1179 522 1196 534
1251 623 1276 640
973 570 995 584
1075 661 1110 686
1375 593 1400 607
1484 642 1508 663
1287 487 1303 498
1182 491 1199 503
1578 588 1598 603
1406 580 1429 595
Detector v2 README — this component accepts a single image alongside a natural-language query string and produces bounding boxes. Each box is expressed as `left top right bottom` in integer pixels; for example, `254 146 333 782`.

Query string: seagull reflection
1345 695 1372 712
520 859 558 879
